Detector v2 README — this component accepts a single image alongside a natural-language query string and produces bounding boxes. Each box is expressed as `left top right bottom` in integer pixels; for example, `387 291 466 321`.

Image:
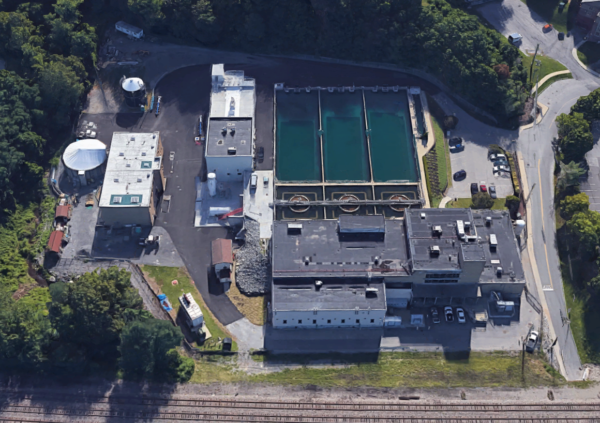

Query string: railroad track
2 394 600 422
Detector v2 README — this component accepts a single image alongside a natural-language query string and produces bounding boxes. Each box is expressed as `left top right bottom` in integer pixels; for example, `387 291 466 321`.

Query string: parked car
257 146 264 162
453 170 467 181
490 153 507 162
449 144 464 152
489 185 497 199
444 306 454 322
525 331 539 353
493 165 510 173
480 182 487 192
449 136 463 146
508 33 522 44
470 183 479 195
456 307 466 323
431 307 440 324
494 159 509 167
543 24 553 32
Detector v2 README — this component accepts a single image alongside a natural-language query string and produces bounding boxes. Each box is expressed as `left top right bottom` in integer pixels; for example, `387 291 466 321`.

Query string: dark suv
470 183 479 195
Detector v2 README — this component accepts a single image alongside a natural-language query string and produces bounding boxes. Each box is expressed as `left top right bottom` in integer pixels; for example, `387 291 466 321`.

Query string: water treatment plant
274 85 424 221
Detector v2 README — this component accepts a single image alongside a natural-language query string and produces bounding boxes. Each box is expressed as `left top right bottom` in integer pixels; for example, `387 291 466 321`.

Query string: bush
443 115 458 130
505 195 520 218
471 192 494 209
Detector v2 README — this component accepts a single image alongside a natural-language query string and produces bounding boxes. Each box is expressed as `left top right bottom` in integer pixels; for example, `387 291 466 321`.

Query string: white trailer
115 21 144 39
179 293 204 332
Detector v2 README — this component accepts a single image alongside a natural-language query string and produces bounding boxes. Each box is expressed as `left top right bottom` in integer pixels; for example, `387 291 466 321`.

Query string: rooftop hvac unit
496 266 503 277
430 245 441 256
456 220 465 239
113 196 122 204
486 216 492 226
465 221 471 229
432 225 443 236
131 196 140 203
420 212 426 219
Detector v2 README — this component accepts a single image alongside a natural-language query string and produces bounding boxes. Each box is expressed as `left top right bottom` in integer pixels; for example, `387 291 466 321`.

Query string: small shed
115 21 144 38
211 238 233 284
47 231 64 253
55 205 72 220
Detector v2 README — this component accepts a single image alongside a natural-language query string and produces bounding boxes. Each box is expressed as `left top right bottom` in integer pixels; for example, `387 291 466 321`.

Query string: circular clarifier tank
339 194 360 213
389 194 409 212
290 194 310 213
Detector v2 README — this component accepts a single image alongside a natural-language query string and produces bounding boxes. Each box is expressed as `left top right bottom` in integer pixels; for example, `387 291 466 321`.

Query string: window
370 319 375 323
298 320 302 324
327 320 331 324
341 319 345 323
356 319 360 324
283 320 287 324
313 320 316 324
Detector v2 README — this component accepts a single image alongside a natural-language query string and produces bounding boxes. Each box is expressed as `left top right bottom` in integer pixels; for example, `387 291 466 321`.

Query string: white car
456 307 466 323
490 153 507 162
526 331 539 353
444 306 454 322
493 165 510 173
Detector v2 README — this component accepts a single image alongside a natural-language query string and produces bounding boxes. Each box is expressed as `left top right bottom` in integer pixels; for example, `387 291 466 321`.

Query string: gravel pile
235 219 271 295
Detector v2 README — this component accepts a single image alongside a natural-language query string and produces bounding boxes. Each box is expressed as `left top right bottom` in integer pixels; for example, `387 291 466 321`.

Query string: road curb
530 70 572 95
516 152 569 380
572 41 600 78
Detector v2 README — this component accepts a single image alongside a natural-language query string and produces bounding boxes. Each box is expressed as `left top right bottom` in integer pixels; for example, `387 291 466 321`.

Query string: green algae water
276 91 321 182
365 91 417 182
320 91 369 182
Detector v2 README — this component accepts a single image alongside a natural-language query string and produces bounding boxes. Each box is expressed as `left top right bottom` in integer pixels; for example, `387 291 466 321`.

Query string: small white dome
63 139 107 171
121 77 145 92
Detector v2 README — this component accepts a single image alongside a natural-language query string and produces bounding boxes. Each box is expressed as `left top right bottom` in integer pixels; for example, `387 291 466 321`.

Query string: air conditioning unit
430 245 441 256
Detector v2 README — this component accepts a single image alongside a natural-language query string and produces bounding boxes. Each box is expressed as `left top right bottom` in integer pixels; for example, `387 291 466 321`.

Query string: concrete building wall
479 282 525 299
272 309 386 329
98 206 152 227
205 155 253 182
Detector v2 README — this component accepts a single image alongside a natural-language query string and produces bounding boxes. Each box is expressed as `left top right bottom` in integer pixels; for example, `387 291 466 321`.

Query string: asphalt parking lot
447 144 515 199
432 92 518 200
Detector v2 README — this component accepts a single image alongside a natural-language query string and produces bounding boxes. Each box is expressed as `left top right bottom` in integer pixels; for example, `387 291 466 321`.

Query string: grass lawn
142 265 237 351
521 0 576 34
521 52 568 86
535 72 573 95
577 42 600 66
446 197 506 210
190 351 563 388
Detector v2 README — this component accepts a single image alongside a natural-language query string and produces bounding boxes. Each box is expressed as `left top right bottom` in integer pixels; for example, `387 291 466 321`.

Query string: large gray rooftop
272 279 386 311
473 210 525 283
272 218 409 279
405 208 476 271
206 117 253 157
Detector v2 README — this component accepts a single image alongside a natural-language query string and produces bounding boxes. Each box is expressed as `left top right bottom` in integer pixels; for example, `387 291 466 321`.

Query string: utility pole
529 44 539 82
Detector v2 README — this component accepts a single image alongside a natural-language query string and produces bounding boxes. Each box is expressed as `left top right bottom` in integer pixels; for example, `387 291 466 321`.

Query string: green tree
128 0 165 25
557 161 586 192
119 319 183 379
556 113 593 163
561 193 590 219
471 192 494 209
163 348 195 382
571 87 600 122
505 195 520 217
568 210 600 259
49 267 150 360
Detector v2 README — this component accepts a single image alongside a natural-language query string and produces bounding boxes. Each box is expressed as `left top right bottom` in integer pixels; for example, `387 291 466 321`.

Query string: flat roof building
98 132 165 227
205 65 256 182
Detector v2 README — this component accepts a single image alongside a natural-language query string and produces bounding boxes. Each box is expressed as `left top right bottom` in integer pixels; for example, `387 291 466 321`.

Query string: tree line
121 0 528 120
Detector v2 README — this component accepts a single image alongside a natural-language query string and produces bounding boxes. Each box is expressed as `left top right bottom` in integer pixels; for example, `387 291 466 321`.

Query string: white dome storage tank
207 172 217 197
62 139 107 187
121 76 147 107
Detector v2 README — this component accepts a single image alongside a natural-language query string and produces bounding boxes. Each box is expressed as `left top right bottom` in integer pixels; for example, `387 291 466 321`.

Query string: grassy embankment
521 0 575 34
445 197 507 210
555 214 600 364
423 95 452 208
521 53 569 87
142 265 237 351
191 351 564 388
577 42 600 66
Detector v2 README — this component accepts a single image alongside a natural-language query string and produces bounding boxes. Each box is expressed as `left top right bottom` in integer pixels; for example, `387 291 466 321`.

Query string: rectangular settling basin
275 91 321 182
364 91 418 182
320 91 370 182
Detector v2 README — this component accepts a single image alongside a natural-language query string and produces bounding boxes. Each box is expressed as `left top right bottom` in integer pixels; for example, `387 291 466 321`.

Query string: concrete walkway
572 41 600 77
530 70 572 94
438 196 452 208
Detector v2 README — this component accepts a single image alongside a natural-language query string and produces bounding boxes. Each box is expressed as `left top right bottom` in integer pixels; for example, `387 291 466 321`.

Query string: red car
480 182 487 192
543 24 553 32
